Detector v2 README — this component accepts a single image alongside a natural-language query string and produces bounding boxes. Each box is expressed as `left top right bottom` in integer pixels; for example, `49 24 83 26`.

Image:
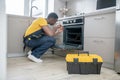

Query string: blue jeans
26 36 56 58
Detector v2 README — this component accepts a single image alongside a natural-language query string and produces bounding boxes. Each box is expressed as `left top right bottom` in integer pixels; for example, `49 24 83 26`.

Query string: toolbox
65 51 103 74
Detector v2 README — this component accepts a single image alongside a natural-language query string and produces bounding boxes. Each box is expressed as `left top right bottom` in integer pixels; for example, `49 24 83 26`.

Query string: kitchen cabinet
7 15 35 57
84 12 115 69
7 15 29 54
84 38 115 68
84 12 115 38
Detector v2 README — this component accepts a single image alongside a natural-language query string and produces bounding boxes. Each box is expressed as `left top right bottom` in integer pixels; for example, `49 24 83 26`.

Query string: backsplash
66 0 97 16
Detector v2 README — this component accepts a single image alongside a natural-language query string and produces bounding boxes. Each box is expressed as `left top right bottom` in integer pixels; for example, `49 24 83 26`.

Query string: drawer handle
93 40 104 43
94 17 105 20
93 40 98 43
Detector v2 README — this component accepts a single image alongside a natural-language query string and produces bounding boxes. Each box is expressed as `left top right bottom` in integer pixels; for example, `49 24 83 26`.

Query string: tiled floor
7 54 120 80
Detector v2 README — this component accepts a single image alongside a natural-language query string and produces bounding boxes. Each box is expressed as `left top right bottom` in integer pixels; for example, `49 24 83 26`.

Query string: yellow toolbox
65 51 103 74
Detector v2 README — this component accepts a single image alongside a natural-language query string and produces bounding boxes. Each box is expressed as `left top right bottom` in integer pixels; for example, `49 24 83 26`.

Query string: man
24 12 63 63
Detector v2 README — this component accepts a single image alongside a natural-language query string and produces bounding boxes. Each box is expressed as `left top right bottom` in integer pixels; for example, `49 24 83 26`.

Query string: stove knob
73 20 76 23
67 21 69 24
70 20 72 23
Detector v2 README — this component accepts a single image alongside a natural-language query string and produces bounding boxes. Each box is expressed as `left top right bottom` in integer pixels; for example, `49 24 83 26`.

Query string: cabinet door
84 13 115 38
84 37 115 68
7 16 30 53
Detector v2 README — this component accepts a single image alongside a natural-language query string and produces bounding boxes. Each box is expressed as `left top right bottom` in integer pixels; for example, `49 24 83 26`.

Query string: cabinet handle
99 40 104 43
93 40 104 43
94 17 105 20
93 40 98 43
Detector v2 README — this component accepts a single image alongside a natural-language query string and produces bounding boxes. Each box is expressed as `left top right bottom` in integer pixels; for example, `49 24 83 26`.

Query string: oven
62 17 84 50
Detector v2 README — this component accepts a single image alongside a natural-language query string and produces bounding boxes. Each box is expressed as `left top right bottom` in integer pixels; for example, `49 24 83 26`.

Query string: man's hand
57 26 64 33
55 25 64 34
54 24 62 31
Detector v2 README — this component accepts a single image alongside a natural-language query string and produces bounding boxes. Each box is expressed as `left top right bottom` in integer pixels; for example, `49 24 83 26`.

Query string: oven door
63 25 84 49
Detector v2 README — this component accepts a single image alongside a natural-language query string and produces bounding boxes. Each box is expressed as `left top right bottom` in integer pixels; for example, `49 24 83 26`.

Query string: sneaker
28 54 43 63
27 50 32 55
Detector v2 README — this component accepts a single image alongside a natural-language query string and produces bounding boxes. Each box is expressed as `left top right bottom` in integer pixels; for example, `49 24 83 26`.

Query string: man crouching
23 12 63 63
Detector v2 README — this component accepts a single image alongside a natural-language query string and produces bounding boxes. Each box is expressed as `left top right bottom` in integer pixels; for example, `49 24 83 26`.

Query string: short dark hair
47 12 58 19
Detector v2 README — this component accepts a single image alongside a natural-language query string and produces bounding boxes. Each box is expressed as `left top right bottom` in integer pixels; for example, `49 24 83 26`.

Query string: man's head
47 12 58 25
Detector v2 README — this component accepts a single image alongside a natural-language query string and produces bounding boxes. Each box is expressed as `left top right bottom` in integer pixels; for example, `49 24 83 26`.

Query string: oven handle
64 26 83 28
63 22 84 26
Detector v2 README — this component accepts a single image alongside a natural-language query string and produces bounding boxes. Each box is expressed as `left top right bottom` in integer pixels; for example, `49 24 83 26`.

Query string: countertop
59 7 116 20
7 14 36 19
7 7 116 20
85 7 116 17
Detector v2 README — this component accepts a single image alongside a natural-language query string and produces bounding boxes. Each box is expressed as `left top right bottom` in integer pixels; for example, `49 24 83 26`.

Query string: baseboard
7 53 27 58
102 62 114 69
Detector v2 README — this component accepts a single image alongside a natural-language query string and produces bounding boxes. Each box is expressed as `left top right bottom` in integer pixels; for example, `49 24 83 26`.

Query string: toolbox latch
93 58 98 65
74 58 78 63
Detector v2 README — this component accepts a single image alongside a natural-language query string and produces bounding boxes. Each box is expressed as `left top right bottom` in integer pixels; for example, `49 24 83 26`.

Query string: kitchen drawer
84 12 115 38
84 37 115 68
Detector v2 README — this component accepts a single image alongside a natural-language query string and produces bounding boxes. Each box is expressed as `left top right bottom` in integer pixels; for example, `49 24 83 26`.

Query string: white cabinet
84 12 115 38
7 15 30 54
84 12 115 69
84 38 115 68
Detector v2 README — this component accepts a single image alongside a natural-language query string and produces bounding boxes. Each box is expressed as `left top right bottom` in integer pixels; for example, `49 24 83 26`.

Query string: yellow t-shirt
24 17 48 37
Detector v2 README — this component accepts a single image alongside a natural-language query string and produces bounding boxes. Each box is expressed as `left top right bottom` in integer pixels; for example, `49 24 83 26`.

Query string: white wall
67 0 97 16
24 0 30 16
54 0 65 17
0 0 7 80
0 0 6 14
54 0 97 17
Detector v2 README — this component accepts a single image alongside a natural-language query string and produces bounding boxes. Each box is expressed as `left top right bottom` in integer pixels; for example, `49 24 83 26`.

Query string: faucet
30 6 38 17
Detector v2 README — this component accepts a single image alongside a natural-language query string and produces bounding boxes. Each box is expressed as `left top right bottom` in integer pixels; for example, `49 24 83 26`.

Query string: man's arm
42 25 63 37
42 26 55 36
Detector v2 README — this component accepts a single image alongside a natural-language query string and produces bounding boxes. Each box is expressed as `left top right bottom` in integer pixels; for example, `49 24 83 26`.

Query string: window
31 0 46 17
31 0 54 17
5 0 55 17
48 0 54 14
6 0 24 15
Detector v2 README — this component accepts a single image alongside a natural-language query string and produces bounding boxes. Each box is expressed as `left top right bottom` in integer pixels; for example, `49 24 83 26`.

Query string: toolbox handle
78 51 89 56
